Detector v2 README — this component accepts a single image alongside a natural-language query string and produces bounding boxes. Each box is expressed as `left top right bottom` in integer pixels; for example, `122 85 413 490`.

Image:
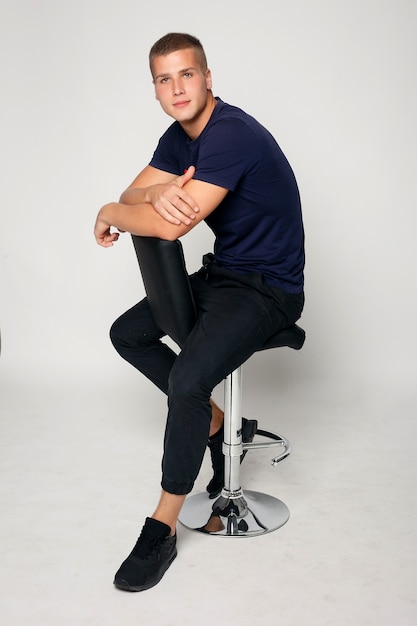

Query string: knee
109 320 121 354
109 310 159 355
168 362 208 406
109 315 131 352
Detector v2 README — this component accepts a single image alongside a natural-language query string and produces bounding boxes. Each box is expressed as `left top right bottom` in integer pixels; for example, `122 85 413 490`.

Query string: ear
205 69 212 90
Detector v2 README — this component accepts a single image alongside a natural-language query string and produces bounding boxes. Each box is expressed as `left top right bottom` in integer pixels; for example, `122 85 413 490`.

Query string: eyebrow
154 67 197 81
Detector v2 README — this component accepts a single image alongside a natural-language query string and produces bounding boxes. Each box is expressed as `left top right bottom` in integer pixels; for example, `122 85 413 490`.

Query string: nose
173 79 184 95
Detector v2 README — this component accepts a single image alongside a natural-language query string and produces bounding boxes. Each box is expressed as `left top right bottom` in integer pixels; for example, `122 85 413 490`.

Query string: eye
184 72 193 78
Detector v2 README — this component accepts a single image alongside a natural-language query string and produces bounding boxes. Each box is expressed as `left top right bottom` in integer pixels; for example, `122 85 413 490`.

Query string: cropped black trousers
110 263 304 495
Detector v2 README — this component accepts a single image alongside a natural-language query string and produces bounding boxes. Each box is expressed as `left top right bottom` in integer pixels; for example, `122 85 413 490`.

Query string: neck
180 92 217 140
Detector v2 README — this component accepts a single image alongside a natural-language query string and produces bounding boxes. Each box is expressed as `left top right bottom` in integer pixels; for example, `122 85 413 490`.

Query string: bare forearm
94 174 227 248
97 201 185 240
119 187 150 205
118 167 201 225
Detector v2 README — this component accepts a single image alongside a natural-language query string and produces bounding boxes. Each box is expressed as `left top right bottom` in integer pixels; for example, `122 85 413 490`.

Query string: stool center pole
223 366 243 494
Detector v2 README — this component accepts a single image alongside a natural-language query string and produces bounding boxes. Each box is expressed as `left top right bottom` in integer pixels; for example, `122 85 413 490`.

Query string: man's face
152 48 212 126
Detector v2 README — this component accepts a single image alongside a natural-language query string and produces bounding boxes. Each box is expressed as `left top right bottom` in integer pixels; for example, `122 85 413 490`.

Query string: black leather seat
132 236 305 351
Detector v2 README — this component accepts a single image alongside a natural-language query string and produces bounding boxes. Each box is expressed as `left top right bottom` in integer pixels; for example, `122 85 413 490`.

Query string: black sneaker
113 517 177 592
206 417 258 499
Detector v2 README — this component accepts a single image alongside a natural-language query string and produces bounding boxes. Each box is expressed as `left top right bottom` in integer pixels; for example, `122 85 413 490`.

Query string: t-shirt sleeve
149 125 183 176
193 118 259 191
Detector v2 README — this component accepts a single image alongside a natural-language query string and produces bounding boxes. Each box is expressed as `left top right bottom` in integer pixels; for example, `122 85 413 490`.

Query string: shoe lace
132 533 164 560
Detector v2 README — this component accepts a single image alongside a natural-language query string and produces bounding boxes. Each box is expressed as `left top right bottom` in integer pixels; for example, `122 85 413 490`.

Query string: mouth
173 100 190 108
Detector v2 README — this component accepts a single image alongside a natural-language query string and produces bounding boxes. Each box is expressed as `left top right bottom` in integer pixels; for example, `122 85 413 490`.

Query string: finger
173 177 199 215
172 198 198 221
158 206 182 225
97 231 120 247
164 202 198 225
177 165 195 187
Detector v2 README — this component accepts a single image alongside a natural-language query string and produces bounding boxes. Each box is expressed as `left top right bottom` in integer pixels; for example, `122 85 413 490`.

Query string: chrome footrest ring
242 429 291 465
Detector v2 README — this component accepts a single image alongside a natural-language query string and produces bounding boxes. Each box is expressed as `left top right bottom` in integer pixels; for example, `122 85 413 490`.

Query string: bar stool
132 236 305 537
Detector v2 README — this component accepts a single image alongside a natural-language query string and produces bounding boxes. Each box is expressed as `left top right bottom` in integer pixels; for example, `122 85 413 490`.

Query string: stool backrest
131 236 197 348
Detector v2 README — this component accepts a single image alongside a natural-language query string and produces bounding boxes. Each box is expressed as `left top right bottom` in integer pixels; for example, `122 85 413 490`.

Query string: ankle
209 423 223 438
151 492 186 535
148 516 174 535
209 400 224 437
150 515 176 536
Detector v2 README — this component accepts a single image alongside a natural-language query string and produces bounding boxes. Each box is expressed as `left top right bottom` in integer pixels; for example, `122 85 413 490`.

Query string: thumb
178 165 195 187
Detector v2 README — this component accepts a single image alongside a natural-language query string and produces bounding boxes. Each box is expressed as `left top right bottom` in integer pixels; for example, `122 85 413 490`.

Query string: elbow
162 231 183 242
153 220 190 242
119 189 130 204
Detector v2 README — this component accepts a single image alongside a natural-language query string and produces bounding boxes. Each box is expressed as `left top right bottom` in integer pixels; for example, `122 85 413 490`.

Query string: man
94 33 304 592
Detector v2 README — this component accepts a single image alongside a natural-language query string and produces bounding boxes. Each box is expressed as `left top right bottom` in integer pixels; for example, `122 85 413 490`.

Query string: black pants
110 264 304 495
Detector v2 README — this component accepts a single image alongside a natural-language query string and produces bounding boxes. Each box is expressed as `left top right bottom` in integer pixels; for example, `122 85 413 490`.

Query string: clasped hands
94 166 199 247
146 166 199 226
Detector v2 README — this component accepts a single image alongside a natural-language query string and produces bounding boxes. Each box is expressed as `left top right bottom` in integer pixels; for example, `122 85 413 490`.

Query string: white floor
1 368 416 626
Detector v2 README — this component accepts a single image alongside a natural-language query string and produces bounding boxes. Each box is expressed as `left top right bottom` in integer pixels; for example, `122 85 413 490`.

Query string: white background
1 0 416 395
0 0 417 388
1 1 416 625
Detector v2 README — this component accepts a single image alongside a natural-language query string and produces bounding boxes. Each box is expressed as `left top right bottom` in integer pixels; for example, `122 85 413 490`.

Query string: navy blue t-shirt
149 98 305 293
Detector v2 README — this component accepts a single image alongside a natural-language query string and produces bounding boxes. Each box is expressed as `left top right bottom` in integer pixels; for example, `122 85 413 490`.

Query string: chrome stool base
178 367 292 537
179 489 290 537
